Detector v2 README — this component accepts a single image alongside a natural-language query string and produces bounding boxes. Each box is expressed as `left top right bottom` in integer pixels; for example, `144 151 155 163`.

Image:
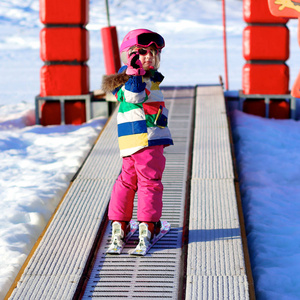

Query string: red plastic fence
243 25 289 61
242 0 290 118
39 0 89 25
268 0 300 98
40 27 89 62
40 65 89 97
39 0 90 125
243 63 289 95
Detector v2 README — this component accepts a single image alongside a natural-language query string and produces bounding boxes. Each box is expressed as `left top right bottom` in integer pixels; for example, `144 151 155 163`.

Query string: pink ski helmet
120 29 165 68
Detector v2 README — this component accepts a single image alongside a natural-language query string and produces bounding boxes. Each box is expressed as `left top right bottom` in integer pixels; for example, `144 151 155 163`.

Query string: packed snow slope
231 110 300 300
1 0 300 299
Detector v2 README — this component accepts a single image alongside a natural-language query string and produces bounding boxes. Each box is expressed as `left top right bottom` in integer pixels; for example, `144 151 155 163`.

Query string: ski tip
128 249 146 256
161 220 171 231
128 221 171 256
106 220 139 255
106 249 121 255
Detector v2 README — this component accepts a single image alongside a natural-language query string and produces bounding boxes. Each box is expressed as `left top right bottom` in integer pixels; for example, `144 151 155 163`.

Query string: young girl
102 29 173 251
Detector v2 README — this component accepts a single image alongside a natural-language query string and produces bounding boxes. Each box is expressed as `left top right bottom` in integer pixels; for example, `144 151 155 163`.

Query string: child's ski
129 221 170 256
106 220 138 255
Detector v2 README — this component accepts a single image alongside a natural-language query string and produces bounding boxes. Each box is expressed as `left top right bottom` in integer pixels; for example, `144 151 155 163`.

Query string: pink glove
126 52 146 76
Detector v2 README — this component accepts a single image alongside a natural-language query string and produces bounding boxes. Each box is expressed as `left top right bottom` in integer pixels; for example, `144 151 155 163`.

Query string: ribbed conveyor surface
81 87 195 299
185 86 252 299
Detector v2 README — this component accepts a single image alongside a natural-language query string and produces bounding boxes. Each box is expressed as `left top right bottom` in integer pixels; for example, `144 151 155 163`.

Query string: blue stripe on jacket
118 120 148 137
148 138 174 147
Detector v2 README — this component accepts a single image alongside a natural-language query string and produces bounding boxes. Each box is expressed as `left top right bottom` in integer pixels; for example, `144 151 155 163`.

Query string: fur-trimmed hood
101 71 130 93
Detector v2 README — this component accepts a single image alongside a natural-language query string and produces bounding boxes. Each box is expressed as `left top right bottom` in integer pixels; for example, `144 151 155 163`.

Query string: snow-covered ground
231 110 300 300
0 0 300 299
0 110 106 298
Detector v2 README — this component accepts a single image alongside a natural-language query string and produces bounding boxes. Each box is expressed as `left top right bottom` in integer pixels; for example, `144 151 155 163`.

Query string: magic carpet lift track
6 86 254 300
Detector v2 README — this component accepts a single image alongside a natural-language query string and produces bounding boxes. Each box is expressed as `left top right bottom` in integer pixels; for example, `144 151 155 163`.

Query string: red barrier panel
38 0 90 126
269 100 290 119
243 63 289 94
40 101 61 125
243 99 266 118
65 101 86 124
243 99 266 117
40 65 89 96
101 26 121 75
40 100 86 125
40 0 89 25
40 27 89 62
243 25 289 61
243 99 290 119
243 0 288 23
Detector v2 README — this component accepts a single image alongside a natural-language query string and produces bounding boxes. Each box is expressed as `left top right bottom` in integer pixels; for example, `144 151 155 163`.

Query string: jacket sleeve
123 76 147 103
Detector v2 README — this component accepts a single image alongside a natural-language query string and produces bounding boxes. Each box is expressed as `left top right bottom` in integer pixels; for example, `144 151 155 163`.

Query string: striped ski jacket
113 68 173 157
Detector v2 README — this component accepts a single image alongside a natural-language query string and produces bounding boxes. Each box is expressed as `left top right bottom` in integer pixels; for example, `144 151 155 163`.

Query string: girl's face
134 46 157 70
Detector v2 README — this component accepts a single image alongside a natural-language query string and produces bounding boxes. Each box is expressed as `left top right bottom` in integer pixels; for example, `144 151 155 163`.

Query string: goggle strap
120 35 164 52
137 33 165 48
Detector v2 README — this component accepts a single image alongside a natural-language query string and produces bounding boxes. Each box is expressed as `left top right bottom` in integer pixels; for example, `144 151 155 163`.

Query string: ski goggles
136 48 159 56
136 32 165 49
121 32 165 52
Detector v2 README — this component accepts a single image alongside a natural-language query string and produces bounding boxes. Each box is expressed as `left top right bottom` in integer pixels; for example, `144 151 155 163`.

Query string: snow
231 110 300 299
0 0 300 299
0 104 106 298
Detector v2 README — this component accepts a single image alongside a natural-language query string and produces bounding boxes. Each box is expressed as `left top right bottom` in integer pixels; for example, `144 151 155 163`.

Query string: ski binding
129 221 170 256
106 220 138 255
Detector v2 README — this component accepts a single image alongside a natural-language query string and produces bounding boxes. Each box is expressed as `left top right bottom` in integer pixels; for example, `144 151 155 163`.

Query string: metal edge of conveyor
72 211 110 300
72 106 121 300
226 97 256 300
70 104 119 183
177 85 197 300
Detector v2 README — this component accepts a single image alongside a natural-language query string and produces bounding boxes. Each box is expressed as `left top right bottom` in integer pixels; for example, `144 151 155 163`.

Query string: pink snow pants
108 145 166 222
